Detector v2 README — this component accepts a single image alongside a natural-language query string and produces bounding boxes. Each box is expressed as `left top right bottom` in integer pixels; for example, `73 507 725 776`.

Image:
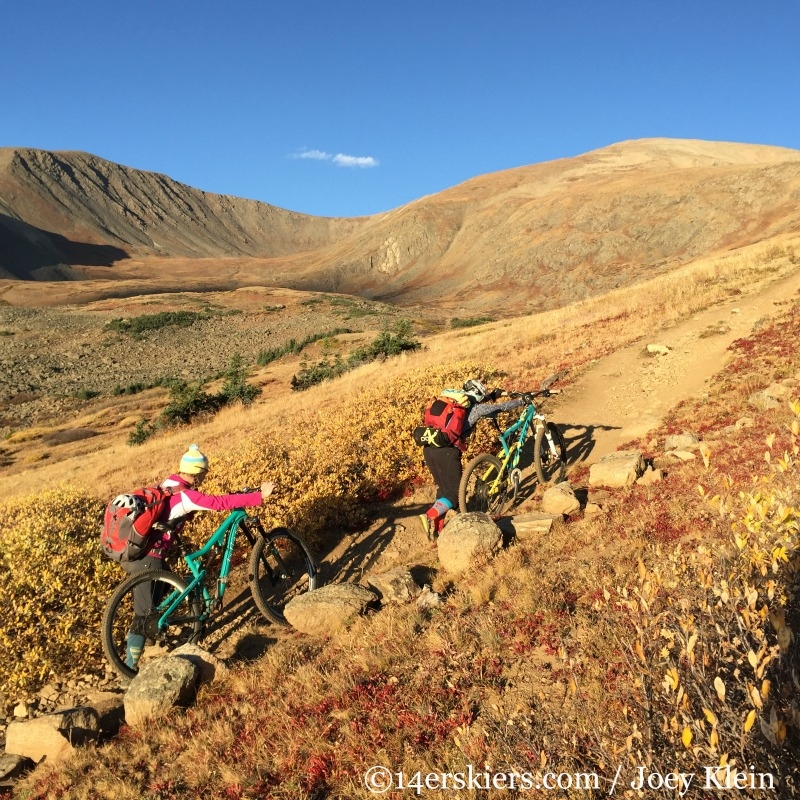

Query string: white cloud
295 149 332 161
291 148 379 168
333 154 379 168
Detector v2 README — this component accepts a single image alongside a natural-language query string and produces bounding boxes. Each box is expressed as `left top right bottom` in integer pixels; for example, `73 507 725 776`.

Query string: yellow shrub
0 360 509 693
0 487 117 693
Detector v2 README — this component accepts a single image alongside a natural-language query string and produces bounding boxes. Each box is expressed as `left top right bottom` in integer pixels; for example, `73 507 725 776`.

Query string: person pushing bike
119 443 274 671
416 379 524 541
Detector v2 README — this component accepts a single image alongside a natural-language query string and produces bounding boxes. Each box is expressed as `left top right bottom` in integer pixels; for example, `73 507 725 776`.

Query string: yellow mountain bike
458 387 567 517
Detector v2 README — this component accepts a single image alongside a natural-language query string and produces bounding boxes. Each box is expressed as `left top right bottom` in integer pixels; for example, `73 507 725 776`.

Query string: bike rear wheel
534 421 567 485
101 570 203 680
249 528 318 625
458 453 508 517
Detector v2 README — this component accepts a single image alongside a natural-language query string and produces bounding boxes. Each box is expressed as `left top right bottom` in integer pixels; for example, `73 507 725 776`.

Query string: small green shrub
219 353 261 406
104 310 209 336
127 355 261 444
128 419 158 446
451 316 496 329
73 389 100 401
291 320 420 390
160 381 223 426
290 357 347 391
257 329 353 366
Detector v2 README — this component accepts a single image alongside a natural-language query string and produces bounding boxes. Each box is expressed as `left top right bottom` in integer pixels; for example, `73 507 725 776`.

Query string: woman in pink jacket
122 443 273 671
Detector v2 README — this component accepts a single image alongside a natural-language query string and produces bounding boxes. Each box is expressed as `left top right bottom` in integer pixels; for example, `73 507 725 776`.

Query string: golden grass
2 238 798 504
13 278 800 798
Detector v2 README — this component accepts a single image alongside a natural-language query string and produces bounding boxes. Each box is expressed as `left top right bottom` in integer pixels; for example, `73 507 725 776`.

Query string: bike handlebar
504 388 561 401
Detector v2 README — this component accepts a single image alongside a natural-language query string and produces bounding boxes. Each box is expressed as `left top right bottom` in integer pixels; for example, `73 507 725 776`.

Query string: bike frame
154 508 260 632
486 401 548 487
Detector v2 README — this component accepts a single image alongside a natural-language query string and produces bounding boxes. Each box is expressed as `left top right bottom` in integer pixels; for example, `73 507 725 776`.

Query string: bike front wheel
101 569 203 680
534 421 568 485
249 528 318 625
458 453 508 517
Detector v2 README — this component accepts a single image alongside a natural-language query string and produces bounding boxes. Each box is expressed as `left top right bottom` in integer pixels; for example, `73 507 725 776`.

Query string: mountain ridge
2 139 800 313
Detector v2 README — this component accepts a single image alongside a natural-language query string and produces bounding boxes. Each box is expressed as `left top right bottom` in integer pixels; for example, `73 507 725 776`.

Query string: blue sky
2 1 799 217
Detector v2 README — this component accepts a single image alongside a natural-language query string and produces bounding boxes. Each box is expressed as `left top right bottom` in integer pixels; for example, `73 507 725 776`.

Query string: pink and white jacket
148 474 263 556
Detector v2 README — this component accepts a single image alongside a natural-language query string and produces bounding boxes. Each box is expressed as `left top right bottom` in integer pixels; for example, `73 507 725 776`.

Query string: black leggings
422 445 462 507
121 553 165 617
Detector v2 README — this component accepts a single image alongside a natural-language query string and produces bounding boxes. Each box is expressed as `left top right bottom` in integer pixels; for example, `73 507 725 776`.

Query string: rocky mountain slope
2 140 800 314
0 148 369 278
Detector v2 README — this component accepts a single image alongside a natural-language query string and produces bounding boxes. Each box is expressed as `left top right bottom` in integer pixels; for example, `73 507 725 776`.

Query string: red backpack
416 390 472 450
100 485 176 562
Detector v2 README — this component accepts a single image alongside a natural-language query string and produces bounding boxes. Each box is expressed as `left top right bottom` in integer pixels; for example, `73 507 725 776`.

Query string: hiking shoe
418 513 433 542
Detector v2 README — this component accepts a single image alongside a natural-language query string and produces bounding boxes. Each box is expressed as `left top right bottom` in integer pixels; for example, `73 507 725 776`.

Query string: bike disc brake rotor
509 468 522 500
142 611 164 642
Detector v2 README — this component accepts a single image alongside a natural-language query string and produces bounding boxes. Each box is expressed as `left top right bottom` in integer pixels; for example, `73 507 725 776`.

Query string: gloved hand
490 388 504 401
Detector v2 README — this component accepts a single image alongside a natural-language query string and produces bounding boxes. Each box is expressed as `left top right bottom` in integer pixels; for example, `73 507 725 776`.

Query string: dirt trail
548 268 800 464
322 268 800 581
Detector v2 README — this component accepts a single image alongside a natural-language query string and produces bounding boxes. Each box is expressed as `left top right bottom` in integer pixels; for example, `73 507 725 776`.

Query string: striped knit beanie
179 443 209 475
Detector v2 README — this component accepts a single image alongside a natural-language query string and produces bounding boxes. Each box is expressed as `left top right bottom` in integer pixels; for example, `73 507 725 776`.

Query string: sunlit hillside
4 234 799 798
3 139 800 315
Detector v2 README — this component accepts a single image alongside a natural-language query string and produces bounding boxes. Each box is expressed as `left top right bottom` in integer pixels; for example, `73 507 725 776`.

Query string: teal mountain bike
458 387 567 517
101 498 318 679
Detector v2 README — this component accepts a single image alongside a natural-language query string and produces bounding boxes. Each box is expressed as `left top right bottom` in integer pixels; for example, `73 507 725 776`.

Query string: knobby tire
534 421 567 485
458 452 507 517
249 528 318 625
101 569 203 680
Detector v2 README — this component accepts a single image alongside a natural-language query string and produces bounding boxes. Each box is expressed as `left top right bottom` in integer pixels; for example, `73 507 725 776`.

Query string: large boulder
589 451 645 488
283 583 378 636
367 568 422 605
172 644 228 685
123 657 198 728
437 512 502 574
540 482 580 516
5 706 99 763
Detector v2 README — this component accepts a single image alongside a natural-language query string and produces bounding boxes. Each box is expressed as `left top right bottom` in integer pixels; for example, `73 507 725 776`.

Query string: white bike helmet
463 379 489 403
110 493 144 516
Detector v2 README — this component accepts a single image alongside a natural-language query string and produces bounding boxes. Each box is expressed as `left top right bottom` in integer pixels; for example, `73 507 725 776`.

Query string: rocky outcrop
123 658 198 728
283 583 378 636
366 568 422 605
437 513 502 574
589 451 645 488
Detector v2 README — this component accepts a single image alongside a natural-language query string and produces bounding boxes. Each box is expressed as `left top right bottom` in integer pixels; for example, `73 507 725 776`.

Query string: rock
763 383 792 401
172 644 229 685
37 684 60 705
283 583 378 636
636 466 663 485
499 512 559 538
12 703 28 719
81 690 125 734
735 416 755 429
437 512 502 574
540 482 580 516
0 753 33 783
588 451 644 488
583 502 603 516
123 657 198 728
416 585 443 609
748 390 780 411
367 568 422 605
646 343 671 356
669 450 696 461
663 432 699 451
5 707 100 763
